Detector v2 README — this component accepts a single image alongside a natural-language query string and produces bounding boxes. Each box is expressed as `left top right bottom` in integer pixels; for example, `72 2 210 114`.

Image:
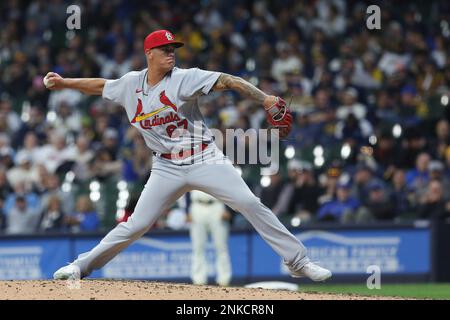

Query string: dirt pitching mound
0 280 400 300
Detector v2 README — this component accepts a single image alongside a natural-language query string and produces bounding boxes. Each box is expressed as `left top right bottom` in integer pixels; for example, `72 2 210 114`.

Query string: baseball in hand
43 74 55 88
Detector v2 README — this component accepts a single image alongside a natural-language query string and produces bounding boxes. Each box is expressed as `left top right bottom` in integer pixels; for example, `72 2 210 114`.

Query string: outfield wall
0 221 447 283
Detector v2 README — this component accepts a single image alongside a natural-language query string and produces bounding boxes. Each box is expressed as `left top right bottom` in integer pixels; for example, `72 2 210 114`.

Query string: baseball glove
265 97 293 138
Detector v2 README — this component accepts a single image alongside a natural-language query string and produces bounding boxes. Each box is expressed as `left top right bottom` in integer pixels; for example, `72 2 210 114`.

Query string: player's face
150 44 177 71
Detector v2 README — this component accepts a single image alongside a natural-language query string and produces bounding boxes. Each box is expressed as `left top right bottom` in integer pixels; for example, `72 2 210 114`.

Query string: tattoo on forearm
214 74 267 103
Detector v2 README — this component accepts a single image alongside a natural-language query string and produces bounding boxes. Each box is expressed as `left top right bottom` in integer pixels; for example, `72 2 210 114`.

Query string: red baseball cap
144 30 184 52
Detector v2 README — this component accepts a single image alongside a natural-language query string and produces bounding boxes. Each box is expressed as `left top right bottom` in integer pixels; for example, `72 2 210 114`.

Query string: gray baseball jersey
67 67 310 280
103 67 220 159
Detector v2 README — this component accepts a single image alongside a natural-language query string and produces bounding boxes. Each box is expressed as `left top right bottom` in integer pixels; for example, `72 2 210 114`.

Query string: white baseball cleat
289 261 332 282
53 264 81 280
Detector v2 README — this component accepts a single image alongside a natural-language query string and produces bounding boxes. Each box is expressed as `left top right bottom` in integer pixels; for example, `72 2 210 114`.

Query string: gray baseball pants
72 145 309 277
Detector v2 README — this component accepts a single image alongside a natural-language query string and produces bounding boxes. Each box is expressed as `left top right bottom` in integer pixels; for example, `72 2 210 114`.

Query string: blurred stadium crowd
0 0 449 235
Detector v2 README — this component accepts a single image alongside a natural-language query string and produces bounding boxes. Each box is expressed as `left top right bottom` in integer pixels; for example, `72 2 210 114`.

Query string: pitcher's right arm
44 72 106 96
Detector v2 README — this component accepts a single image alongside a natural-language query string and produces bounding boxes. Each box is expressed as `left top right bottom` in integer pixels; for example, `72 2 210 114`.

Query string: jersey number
166 119 188 137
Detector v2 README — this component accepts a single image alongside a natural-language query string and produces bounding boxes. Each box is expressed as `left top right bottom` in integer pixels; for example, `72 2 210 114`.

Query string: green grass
300 283 450 300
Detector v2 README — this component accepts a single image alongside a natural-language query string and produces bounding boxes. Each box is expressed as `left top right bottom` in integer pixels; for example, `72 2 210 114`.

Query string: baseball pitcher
51 30 331 282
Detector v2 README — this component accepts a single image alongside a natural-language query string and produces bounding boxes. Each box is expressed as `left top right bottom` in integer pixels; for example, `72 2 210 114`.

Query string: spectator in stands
416 59 444 96
397 85 423 127
13 106 47 148
374 90 398 128
65 195 100 233
336 88 367 121
101 128 120 161
127 137 152 183
335 112 371 147
40 173 74 217
37 194 65 233
396 128 429 169
335 88 373 144
0 146 15 170
4 182 41 216
430 119 450 161
0 134 12 160
308 88 336 129
272 160 299 217
52 101 82 136
6 195 40 234
15 132 40 164
90 147 122 181
33 163 50 194
358 51 383 89
290 111 323 149
47 83 83 111
353 181 395 223
317 179 360 223
390 168 416 218
285 70 313 104
427 160 450 200
317 163 342 205
274 160 322 224
6 152 40 191
100 47 132 79
373 132 398 180
405 152 431 191
0 95 21 134
68 134 95 182
258 172 286 212
117 127 151 184
0 112 15 137
352 163 383 206
417 180 449 220
35 130 73 174
319 3 346 38
271 42 303 87
0 168 14 199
